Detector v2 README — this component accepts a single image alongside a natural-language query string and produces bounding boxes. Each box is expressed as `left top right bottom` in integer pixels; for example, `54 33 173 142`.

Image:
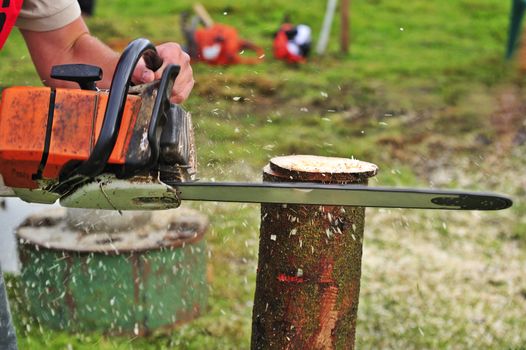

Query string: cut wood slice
267 155 378 183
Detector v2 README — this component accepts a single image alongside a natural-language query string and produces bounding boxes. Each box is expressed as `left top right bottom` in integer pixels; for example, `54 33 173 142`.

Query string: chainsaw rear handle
73 38 169 178
50 64 103 90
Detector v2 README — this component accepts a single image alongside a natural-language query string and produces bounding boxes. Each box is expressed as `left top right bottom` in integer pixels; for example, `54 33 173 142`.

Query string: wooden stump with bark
251 155 377 350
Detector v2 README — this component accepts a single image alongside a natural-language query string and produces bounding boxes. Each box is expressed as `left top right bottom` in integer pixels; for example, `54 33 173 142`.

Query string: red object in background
0 0 23 50
194 23 264 65
273 23 306 64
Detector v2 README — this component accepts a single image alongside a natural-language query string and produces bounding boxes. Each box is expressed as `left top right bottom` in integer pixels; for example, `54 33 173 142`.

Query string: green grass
2 0 526 348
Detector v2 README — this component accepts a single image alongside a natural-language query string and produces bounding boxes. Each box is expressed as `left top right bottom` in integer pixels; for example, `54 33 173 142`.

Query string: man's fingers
155 43 194 103
170 68 194 104
132 42 194 103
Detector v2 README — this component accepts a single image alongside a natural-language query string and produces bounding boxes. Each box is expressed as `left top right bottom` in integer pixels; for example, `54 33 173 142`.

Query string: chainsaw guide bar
54 177 512 211
172 182 512 211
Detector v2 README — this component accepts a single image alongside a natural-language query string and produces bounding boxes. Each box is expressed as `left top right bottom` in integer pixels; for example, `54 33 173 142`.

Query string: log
340 0 350 54
17 208 209 335
251 155 378 349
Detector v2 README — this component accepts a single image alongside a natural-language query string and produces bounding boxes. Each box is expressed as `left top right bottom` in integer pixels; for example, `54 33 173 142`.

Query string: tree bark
251 155 377 350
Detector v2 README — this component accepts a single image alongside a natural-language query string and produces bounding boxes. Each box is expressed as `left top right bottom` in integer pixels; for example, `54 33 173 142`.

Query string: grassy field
2 0 526 349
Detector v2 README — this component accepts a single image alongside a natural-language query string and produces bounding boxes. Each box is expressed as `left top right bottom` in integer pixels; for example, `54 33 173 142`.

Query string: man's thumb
132 61 155 84
139 69 155 83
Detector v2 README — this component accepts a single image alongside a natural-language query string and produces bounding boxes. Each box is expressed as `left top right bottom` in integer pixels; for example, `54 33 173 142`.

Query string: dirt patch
195 74 279 99
490 86 526 153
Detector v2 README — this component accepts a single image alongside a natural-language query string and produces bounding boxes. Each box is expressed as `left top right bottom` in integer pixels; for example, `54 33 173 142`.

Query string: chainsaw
0 39 513 211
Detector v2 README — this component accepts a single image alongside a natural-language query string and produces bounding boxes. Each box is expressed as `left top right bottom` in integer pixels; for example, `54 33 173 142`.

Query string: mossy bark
251 156 377 350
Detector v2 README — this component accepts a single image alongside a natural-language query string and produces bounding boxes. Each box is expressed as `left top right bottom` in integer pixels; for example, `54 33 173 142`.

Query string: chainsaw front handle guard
73 38 164 178
148 64 181 167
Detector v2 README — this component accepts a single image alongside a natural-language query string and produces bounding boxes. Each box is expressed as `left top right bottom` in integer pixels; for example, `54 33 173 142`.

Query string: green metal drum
16 207 208 335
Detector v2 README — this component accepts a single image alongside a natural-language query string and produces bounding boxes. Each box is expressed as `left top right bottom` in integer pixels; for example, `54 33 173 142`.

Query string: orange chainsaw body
0 87 142 189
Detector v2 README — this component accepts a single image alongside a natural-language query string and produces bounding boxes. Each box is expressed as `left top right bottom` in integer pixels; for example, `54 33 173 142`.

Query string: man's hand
132 43 194 104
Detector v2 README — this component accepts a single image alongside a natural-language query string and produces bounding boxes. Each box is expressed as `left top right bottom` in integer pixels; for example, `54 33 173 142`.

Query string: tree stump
16 208 209 335
251 155 378 350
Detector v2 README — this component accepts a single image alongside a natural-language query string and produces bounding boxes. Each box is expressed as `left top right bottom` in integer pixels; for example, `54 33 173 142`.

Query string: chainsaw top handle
71 38 177 179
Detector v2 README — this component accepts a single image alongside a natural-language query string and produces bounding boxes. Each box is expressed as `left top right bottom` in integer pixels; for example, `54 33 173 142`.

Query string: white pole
316 0 339 55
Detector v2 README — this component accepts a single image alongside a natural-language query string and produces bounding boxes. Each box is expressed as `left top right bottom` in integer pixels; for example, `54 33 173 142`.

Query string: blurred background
1 0 525 348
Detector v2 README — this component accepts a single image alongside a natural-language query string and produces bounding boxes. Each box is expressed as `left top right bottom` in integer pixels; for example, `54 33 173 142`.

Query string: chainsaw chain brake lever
148 64 181 168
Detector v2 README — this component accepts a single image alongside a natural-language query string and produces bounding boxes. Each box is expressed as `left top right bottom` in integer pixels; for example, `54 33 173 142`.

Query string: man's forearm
21 17 120 88
21 16 194 102
66 32 120 88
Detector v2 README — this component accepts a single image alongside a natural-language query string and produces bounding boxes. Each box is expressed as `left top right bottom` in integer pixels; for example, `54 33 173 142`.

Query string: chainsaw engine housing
0 86 142 189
